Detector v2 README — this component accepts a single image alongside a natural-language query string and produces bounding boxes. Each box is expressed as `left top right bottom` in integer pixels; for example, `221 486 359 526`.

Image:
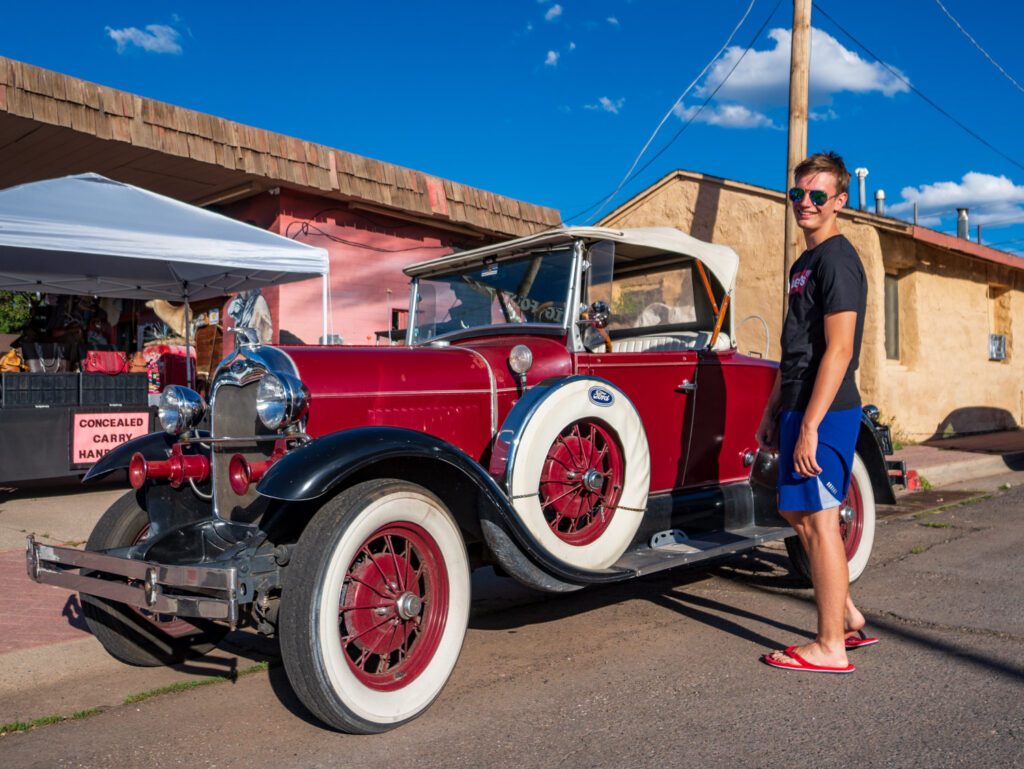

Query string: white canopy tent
0 173 331 353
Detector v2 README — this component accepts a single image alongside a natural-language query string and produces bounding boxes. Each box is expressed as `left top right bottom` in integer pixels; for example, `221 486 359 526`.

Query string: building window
989 284 1011 361
884 273 899 360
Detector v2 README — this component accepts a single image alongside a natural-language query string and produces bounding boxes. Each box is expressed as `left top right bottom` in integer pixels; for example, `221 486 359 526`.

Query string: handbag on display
0 348 25 372
24 343 69 373
128 351 149 374
82 349 130 375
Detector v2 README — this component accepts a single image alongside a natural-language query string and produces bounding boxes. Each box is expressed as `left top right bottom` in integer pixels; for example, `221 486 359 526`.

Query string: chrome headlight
158 386 206 435
256 373 309 430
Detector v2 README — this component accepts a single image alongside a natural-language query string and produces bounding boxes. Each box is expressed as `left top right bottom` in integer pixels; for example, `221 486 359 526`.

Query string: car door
576 347 698 494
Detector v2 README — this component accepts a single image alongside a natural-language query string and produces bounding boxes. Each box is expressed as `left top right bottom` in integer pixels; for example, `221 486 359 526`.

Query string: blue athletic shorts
777 407 861 512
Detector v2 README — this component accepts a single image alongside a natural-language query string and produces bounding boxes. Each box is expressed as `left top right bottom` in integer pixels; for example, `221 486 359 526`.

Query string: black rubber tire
279 479 470 734
80 490 228 667
785 452 876 587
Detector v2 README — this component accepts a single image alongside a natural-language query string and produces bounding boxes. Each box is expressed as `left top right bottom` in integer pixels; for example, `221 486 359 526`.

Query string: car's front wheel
80 490 228 666
785 452 876 585
279 479 470 733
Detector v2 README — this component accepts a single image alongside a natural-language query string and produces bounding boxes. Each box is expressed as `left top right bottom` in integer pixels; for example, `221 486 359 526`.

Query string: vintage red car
27 226 896 733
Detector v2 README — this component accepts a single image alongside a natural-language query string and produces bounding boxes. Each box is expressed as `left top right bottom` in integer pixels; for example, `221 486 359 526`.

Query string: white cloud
607 17 619 26
569 41 576 50
673 102 775 129
696 27 908 108
545 4 563 21
106 23 182 54
809 109 838 121
545 50 560 67
890 172 1024 226
585 96 625 114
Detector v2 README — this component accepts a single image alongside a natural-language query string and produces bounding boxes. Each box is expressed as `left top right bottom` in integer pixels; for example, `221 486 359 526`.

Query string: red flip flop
845 631 880 650
761 646 855 674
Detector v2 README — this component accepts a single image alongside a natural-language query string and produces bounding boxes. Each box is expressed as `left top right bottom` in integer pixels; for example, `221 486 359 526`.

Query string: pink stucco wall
220 190 480 348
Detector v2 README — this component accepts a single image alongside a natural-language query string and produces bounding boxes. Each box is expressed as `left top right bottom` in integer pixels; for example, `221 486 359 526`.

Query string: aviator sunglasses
788 187 838 206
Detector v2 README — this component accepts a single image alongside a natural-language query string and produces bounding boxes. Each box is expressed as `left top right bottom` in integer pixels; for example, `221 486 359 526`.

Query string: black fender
83 432 178 483
255 426 631 586
857 412 896 505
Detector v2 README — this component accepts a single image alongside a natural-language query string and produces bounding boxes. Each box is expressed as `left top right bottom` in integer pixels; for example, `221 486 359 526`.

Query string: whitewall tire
506 378 650 570
279 479 470 733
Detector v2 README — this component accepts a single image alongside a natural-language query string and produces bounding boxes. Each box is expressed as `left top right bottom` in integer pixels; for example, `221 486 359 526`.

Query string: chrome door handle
676 379 697 393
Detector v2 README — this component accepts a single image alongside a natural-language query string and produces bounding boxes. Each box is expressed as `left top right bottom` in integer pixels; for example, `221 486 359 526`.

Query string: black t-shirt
779 234 866 412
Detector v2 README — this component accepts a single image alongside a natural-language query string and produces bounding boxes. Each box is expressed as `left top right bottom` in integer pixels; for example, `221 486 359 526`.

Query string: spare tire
499 377 650 570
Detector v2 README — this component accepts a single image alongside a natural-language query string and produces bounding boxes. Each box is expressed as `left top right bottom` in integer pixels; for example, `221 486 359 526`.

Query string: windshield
410 247 576 343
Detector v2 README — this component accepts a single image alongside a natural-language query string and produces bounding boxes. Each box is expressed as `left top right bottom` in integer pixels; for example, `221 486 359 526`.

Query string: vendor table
0 372 155 482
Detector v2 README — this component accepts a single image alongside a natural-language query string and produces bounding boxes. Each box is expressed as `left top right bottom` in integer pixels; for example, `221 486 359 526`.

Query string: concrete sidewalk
891 430 1024 488
2 431 1023 727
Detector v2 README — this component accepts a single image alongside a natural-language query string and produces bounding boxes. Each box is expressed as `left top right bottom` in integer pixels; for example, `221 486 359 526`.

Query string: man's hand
756 413 777 450
793 423 822 477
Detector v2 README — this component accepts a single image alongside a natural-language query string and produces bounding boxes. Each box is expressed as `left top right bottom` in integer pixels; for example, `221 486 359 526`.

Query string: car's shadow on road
470 548 815 651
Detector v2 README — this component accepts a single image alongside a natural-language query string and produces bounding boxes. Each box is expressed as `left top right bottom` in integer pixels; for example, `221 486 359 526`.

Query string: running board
612 525 793 577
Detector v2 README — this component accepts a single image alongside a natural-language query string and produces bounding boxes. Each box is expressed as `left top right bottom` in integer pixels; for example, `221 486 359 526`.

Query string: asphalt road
2 486 1023 769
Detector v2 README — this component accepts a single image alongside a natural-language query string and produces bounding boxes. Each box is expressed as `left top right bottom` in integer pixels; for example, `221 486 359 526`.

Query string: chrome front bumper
26 535 241 625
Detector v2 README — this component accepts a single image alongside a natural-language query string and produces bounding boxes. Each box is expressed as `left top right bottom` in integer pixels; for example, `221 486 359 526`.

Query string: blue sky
4 1 1024 253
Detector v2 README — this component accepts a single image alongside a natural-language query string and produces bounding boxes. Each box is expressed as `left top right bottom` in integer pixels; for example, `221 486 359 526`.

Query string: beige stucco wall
603 172 1024 441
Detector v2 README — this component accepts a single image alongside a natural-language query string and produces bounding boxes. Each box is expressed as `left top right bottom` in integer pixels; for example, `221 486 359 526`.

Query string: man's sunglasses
788 187 838 206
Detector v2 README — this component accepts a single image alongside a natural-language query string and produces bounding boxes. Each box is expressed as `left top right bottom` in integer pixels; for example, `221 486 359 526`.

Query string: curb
915 451 1024 488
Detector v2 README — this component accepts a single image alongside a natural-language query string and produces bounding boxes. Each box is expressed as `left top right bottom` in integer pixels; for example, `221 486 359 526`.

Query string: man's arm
792 310 856 477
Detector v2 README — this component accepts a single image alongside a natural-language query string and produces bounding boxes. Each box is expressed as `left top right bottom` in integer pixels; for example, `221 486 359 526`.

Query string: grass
920 521 952 528
910 546 928 554
919 476 933 490
2 713 71 734
123 660 272 705
2 661 273 737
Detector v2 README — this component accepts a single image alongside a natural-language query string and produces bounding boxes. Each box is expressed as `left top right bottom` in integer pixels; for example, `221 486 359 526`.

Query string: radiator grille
211 381 278 520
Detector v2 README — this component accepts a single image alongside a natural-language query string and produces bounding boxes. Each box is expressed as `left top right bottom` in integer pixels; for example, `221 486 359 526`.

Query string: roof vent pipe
854 168 869 212
957 208 969 239
875 189 885 216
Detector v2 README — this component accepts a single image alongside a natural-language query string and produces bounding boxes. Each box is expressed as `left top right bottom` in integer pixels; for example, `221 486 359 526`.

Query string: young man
756 151 874 674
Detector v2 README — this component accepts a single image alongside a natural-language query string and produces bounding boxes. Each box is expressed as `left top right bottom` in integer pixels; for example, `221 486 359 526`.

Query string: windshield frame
405 243 582 345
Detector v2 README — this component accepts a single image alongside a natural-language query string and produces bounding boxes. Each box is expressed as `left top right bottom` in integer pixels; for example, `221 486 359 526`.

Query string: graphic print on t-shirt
789 269 813 295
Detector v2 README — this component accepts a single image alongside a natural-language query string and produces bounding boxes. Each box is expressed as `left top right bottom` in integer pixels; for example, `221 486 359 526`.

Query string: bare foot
765 641 849 669
844 601 866 640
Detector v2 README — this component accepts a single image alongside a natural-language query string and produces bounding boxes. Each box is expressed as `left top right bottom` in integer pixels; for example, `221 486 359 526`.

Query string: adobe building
0 56 560 348
601 169 1024 443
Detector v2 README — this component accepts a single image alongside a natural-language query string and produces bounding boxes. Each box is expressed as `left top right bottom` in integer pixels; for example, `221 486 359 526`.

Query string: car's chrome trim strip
459 347 498 435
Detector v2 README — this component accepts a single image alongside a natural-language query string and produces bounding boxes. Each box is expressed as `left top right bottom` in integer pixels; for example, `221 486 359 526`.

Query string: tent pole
183 283 192 388
321 271 329 343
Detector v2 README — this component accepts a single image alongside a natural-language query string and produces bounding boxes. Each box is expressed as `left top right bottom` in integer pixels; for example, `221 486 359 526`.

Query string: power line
933 0 1024 95
564 0 784 224
575 0 758 225
813 3 1024 175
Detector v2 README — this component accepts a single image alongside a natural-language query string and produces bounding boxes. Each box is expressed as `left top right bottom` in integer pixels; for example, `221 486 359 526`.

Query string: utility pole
783 0 811 324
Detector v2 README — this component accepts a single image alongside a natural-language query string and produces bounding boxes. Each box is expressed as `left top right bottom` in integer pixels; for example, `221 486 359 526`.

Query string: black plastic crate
80 373 148 406
2 372 80 407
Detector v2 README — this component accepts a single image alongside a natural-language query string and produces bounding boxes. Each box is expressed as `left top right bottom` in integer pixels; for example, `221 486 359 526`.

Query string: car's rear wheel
785 452 876 585
80 491 228 667
279 479 470 733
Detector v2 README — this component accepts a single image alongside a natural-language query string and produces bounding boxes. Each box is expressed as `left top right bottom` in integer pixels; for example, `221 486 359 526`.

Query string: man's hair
794 151 850 196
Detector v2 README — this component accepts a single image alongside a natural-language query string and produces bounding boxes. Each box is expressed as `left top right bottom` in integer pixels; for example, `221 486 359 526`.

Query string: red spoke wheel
539 419 625 546
839 475 864 561
280 479 469 734
785 452 876 585
339 524 449 691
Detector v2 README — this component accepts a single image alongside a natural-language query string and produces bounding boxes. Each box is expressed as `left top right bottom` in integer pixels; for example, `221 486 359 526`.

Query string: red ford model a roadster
27 227 897 733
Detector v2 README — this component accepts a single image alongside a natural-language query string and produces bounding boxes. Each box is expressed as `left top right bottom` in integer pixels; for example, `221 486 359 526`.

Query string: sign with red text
72 412 150 465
